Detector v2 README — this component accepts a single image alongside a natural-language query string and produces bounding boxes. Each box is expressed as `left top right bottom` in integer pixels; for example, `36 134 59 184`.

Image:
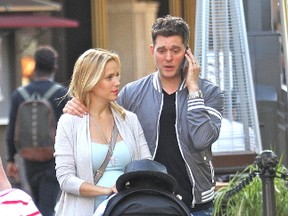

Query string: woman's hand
110 185 118 194
79 182 118 197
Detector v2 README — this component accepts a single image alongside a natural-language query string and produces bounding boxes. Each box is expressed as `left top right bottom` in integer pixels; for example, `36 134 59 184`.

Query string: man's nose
165 51 173 61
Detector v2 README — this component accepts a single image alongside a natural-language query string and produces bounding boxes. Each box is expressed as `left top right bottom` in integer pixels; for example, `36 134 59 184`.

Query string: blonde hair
68 48 125 118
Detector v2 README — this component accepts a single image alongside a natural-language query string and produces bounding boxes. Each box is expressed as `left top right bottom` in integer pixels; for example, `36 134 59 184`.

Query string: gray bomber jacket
117 71 224 207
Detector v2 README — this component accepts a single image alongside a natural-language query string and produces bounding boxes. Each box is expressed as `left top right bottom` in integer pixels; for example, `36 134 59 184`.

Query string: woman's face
91 60 120 103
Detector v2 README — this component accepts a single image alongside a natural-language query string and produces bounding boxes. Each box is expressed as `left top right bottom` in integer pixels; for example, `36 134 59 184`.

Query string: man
64 15 224 215
6 45 68 216
0 156 41 215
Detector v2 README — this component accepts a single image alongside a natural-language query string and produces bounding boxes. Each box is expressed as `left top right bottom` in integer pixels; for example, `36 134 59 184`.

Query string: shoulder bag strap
94 125 118 184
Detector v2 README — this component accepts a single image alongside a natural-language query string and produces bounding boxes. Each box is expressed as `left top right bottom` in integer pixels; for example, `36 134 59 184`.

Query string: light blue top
54 111 152 216
92 140 131 209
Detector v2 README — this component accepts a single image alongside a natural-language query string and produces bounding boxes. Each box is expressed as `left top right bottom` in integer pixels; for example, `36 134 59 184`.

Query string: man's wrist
188 90 203 99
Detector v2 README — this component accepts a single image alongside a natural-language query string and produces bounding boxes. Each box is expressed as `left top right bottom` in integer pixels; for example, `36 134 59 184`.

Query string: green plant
213 161 288 216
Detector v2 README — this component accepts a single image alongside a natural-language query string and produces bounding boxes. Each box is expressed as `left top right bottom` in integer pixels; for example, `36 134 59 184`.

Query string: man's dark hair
151 15 190 46
34 45 58 74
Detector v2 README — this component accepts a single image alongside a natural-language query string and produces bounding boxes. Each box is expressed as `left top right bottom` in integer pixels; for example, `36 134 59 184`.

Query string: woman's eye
105 75 113 80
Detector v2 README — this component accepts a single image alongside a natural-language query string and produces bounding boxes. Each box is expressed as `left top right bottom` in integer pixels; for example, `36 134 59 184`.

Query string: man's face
150 35 186 79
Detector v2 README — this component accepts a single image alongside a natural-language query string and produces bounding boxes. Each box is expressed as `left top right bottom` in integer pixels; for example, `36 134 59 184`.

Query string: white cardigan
54 109 152 216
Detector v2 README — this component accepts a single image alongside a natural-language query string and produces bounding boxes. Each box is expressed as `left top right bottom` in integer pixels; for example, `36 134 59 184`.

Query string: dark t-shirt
154 90 193 211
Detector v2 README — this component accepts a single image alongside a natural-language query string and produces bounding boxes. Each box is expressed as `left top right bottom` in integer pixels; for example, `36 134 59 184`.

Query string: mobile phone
181 58 188 71
181 46 189 74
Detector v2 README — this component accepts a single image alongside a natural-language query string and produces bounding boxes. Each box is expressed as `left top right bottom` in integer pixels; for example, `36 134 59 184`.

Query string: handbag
94 125 118 184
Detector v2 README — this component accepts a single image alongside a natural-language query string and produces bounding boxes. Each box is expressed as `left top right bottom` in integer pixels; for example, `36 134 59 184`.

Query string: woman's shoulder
123 109 138 120
58 113 87 125
113 109 139 127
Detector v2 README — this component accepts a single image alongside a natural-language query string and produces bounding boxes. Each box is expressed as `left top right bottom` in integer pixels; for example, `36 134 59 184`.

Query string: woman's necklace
90 114 114 145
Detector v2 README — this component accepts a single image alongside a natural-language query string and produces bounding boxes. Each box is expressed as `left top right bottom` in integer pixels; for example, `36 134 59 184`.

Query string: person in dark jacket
6 45 68 216
63 15 224 216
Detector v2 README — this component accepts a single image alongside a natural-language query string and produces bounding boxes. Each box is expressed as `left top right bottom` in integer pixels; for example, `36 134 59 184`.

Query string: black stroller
102 159 191 216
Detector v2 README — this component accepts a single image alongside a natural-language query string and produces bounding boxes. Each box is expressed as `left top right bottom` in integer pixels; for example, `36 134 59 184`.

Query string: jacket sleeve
134 117 152 160
125 112 152 160
6 90 22 162
54 114 85 195
117 83 132 109
187 83 224 150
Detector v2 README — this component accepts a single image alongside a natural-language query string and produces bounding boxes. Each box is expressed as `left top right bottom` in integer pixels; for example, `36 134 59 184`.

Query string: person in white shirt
0 156 41 216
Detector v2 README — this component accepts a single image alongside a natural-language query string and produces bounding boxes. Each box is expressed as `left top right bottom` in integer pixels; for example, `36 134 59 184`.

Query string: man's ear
54 64 58 72
149 44 154 55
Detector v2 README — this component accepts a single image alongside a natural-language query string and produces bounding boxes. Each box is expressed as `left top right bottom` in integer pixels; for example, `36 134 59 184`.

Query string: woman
54 48 152 216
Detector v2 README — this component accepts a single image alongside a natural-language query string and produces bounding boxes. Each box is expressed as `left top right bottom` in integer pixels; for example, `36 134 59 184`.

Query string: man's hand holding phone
183 47 202 93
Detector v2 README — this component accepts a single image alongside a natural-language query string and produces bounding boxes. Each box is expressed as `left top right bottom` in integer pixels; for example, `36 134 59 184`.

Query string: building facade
0 0 287 180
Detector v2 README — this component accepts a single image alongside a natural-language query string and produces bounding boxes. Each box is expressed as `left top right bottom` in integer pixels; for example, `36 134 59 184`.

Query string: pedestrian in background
6 45 68 216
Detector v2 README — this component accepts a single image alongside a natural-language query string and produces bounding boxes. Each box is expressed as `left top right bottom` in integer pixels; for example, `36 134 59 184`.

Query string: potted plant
213 156 288 216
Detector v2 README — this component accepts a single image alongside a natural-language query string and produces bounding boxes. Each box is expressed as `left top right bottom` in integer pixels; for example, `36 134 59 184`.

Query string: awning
0 15 79 28
0 0 61 12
